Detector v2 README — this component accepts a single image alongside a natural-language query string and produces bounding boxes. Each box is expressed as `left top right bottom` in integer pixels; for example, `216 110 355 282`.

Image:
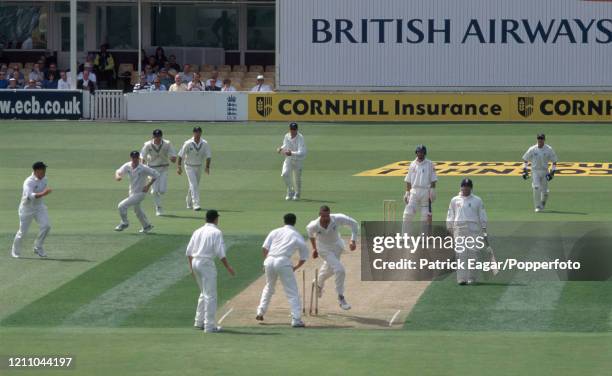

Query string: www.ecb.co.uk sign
356 161 612 177
248 93 612 122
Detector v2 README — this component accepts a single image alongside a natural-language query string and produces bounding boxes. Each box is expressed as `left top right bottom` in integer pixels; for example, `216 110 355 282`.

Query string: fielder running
177 127 211 211
446 178 488 285
522 134 558 212
256 213 309 327
402 145 437 234
114 151 160 233
277 122 307 201
307 205 358 310
140 129 177 216
186 210 235 333
11 162 52 258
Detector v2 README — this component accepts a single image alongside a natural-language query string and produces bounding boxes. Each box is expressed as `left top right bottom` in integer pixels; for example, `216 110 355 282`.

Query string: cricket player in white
277 122 307 201
114 151 160 233
307 206 358 310
403 145 437 234
140 129 177 216
256 213 309 327
11 162 52 258
446 178 488 285
177 127 211 211
522 134 558 212
186 210 235 333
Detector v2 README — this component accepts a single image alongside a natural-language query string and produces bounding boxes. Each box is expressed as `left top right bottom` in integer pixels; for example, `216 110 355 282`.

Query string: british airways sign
277 0 612 91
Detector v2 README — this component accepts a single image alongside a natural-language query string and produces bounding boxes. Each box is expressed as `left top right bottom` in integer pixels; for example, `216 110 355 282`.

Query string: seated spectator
11 68 25 87
188 73 204 91
7 77 19 89
133 76 150 92
0 71 8 89
94 43 116 88
28 63 44 83
220 78 236 92
42 72 58 89
57 71 71 89
23 79 41 90
168 74 187 92
167 55 181 71
143 65 156 84
149 78 167 92
154 47 168 70
77 70 96 93
147 56 159 73
46 63 59 81
205 71 223 89
179 64 193 83
158 68 172 88
250 75 273 92
77 63 97 83
78 53 96 74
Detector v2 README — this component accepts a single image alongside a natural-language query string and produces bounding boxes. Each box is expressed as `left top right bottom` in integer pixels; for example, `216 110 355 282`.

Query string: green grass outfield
0 121 611 375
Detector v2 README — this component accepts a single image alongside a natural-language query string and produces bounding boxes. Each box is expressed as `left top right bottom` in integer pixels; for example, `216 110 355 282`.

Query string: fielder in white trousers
281 159 303 200
185 165 202 209
257 256 303 321
192 258 218 330
12 205 50 257
118 192 150 228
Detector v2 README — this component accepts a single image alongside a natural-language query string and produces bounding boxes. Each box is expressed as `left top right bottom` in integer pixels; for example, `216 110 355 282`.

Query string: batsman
521 134 558 212
402 144 437 234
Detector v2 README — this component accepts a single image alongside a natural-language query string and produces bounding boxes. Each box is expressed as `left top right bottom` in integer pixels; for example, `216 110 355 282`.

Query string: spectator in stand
94 43 116 88
221 78 236 92
158 68 172 88
149 77 167 92
78 63 97 84
23 79 41 89
188 72 204 91
147 56 159 73
167 55 181 71
11 67 25 87
168 74 187 92
8 77 19 89
46 63 58 81
250 75 273 92
57 71 71 89
179 64 193 83
28 63 44 83
133 75 150 92
0 71 8 89
205 71 222 91
42 72 58 89
77 70 96 93
143 65 156 84
154 47 167 70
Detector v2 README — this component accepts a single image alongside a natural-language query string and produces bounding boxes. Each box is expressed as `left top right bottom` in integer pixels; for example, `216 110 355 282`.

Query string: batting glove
403 191 410 204
522 168 529 180
546 169 555 181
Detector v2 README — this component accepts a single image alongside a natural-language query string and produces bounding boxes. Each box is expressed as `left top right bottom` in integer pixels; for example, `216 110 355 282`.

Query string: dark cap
32 161 47 170
537 133 545 140
153 129 163 137
460 178 473 188
130 150 140 158
193 126 202 133
289 122 298 130
415 144 427 155
206 209 219 223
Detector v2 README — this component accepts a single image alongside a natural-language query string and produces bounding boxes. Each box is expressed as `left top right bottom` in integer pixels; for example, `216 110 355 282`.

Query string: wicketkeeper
522 134 558 212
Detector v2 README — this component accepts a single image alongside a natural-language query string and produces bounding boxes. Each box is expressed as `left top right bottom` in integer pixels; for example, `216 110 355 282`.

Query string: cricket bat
483 236 499 276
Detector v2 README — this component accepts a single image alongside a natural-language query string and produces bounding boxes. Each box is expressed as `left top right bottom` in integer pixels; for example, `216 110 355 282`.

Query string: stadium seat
265 65 275 72
218 65 231 72
189 64 199 73
228 71 245 79
263 71 275 78
201 64 215 72
245 71 261 79
233 65 247 73
249 65 264 73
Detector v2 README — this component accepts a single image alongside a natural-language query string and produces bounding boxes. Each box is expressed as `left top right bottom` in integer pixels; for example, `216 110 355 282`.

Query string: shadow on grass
15 256 94 262
296 198 336 204
541 210 588 215
221 329 281 336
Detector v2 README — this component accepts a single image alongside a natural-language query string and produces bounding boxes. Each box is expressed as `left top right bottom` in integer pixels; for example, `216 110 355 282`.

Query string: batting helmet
460 178 473 188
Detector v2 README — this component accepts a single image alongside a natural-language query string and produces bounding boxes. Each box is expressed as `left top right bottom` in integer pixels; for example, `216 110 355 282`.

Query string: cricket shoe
114 223 129 231
458 281 467 286
292 194 300 201
255 314 264 321
535 207 543 213
194 323 204 330
338 296 351 310
10 249 20 258
34 248 48 258
467 280 475 285
204 326 223 333
291 319 306 328
155 206 163 216
285 192 294 201
139 224 154 234
193 206 202 211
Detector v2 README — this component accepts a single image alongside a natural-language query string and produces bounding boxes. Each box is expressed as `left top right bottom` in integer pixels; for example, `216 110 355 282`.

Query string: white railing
90 90 125 121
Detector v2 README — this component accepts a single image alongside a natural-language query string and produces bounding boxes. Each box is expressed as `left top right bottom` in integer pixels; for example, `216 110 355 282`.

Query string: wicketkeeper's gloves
522 168 530 180
546 169 555 181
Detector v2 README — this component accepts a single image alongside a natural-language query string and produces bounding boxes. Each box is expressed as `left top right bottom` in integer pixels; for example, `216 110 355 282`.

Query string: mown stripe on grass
1 235 188 327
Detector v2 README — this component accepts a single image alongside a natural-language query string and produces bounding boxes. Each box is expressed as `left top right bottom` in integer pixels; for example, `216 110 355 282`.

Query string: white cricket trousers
531 169 549 209
185 165 202 208
281 159 303 196
150 166 168 208
317 244 346 296
192 258 218 331
12 205 50 254
454 226 481 283
118 192 150 227
257 256 302 320
402 187 431 234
